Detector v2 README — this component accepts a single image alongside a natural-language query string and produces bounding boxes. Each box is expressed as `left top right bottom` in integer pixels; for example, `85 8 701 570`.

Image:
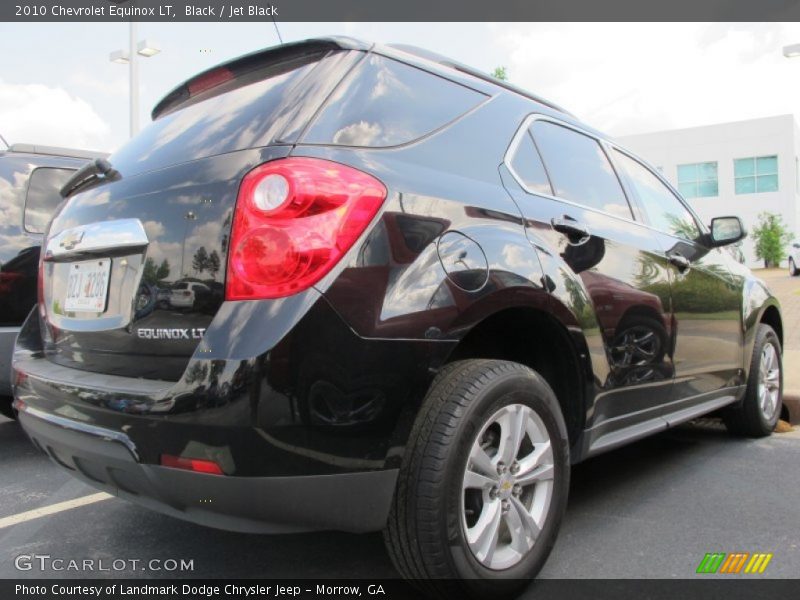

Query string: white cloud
490 23 800 136
0 78 111 150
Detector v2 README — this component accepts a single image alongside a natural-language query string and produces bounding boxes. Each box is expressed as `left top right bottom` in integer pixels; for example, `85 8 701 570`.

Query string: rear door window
530 120 632 220
24 167 74 234
303 54 487 147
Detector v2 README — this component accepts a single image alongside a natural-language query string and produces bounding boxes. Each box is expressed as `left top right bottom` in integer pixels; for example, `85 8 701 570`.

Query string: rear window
303 54 487 147
173 283 188 290
25 167 74 233
109 52 326 177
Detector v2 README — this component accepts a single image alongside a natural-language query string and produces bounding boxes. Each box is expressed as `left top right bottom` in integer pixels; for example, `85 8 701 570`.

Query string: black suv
13 38 783 593
0 143 105 418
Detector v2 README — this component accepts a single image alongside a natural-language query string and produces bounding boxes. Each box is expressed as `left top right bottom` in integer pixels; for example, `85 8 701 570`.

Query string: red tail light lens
226 157 387 300
160 454 224 475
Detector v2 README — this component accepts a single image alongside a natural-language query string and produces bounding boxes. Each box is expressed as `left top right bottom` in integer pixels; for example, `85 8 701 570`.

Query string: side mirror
709 216 746 247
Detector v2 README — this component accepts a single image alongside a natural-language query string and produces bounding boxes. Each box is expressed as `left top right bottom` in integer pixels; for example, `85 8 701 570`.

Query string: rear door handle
551 216 590 243
667 251 691 272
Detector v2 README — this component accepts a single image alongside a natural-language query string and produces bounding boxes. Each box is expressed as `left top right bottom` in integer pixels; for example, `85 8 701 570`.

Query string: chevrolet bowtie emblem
59 230 84 251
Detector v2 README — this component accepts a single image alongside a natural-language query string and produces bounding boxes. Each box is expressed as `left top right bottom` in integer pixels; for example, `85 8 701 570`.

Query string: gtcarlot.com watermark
14 554 194 572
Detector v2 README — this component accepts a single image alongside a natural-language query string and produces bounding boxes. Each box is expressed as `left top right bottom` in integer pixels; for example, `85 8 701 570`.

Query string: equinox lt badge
136 328 206 340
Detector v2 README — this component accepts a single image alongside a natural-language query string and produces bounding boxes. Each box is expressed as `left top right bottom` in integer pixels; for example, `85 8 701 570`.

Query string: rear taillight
160 454 224 475
226 157 387 300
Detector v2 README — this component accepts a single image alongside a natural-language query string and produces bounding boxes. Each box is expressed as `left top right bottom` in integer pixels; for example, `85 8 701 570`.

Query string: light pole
110 21 161 138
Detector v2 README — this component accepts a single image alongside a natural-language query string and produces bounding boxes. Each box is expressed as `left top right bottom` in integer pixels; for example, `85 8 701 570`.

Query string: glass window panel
614 151 700 240
698 180 718 197
530 121 630 217
756 174 778 192
734 158 755 177
756 155 778 175
305 54 486 147
24 167 74 233
735 176 756 194
510 131 553 196
677 163 697 183
699 162 718 180
678 182 698 198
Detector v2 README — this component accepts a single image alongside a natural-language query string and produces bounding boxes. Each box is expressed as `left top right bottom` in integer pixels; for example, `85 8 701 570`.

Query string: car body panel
12 38 784 534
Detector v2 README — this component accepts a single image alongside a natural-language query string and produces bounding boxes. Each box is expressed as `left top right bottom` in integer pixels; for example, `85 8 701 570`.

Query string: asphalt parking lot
1 271 798 582
1 417 799 580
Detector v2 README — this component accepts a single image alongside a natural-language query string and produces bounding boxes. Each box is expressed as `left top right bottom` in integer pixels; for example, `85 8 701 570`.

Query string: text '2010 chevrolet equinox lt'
13 38 784 595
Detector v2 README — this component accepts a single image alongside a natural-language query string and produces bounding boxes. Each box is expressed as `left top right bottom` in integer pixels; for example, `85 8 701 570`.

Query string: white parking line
0 492 112 530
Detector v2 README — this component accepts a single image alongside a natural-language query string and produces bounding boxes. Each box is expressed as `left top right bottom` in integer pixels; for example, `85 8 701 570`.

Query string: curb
784 392 800 425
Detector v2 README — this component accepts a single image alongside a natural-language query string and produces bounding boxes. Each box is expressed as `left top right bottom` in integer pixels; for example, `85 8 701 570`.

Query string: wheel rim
758 342 781 421
461 403 555 570
611 325 661 367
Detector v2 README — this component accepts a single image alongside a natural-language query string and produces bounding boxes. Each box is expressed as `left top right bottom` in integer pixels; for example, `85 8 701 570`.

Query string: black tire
723 324 782 437
790 258 799 277
0 396 17 420
383 359 570 598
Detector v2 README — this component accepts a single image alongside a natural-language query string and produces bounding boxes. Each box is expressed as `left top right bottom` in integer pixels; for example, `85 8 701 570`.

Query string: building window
734 155 778 194
677 161 718 198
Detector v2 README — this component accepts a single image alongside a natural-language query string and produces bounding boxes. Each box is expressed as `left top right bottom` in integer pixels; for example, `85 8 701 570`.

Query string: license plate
64 259 111 313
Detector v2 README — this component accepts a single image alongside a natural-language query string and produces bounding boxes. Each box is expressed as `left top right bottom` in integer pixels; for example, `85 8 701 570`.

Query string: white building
617 114 800 267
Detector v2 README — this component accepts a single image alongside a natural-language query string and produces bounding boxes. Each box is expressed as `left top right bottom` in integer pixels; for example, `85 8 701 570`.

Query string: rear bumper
18 405 398 533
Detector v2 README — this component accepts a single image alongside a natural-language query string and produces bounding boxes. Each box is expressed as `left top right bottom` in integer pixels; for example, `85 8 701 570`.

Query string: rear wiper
60 158 120 198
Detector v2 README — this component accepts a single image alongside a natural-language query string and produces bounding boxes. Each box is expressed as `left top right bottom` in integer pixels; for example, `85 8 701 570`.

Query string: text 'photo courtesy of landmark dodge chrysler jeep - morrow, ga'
12 38 784 596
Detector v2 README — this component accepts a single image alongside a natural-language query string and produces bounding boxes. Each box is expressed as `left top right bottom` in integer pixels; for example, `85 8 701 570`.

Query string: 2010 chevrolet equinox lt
13 38 784 595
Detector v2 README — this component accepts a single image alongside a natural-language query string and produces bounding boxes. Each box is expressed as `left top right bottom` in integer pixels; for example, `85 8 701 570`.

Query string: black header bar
4 0 800 22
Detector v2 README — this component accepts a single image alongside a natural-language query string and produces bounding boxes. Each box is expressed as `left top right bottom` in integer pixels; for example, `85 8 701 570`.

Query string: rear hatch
39 40 360 381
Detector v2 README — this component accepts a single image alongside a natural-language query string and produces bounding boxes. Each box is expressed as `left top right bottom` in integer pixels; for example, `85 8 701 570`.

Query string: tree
751 212 794 268
207 250 221 280
491 66 508 81
192 246 209 274
156 259 171 281
142 257 158 284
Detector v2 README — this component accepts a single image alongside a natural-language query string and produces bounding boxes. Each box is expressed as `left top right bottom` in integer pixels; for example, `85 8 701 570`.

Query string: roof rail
387 43 574 117
7 143 108 160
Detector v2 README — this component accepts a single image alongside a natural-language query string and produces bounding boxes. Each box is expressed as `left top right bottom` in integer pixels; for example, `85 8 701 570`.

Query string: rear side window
25 167 73 234
303 54 486 147
530 121 632 219
613 150 700 241
509 130 552 196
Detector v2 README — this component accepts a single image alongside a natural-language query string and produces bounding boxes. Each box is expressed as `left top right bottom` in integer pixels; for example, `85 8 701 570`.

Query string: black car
13 38 784 593
0 143 105 419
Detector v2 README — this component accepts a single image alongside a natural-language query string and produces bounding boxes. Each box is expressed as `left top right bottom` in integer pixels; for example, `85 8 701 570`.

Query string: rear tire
0 396 17 420
383 359 569 598
723 324 782 437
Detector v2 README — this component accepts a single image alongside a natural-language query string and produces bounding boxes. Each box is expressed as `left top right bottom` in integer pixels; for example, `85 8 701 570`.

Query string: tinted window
530 121 631 219
510 131 552 196
24 167 73 234
110 53 324 177
304 54 486 147
614 151 700 241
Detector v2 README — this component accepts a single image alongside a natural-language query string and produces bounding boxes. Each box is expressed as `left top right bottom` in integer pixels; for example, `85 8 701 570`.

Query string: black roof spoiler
151 37 370 121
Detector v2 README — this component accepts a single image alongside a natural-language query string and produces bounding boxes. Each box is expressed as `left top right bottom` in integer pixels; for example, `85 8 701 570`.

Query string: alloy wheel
758 342 781 421
461 403 554 570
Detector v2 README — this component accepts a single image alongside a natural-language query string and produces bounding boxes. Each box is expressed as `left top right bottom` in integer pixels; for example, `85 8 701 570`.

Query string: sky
1 22 800 153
